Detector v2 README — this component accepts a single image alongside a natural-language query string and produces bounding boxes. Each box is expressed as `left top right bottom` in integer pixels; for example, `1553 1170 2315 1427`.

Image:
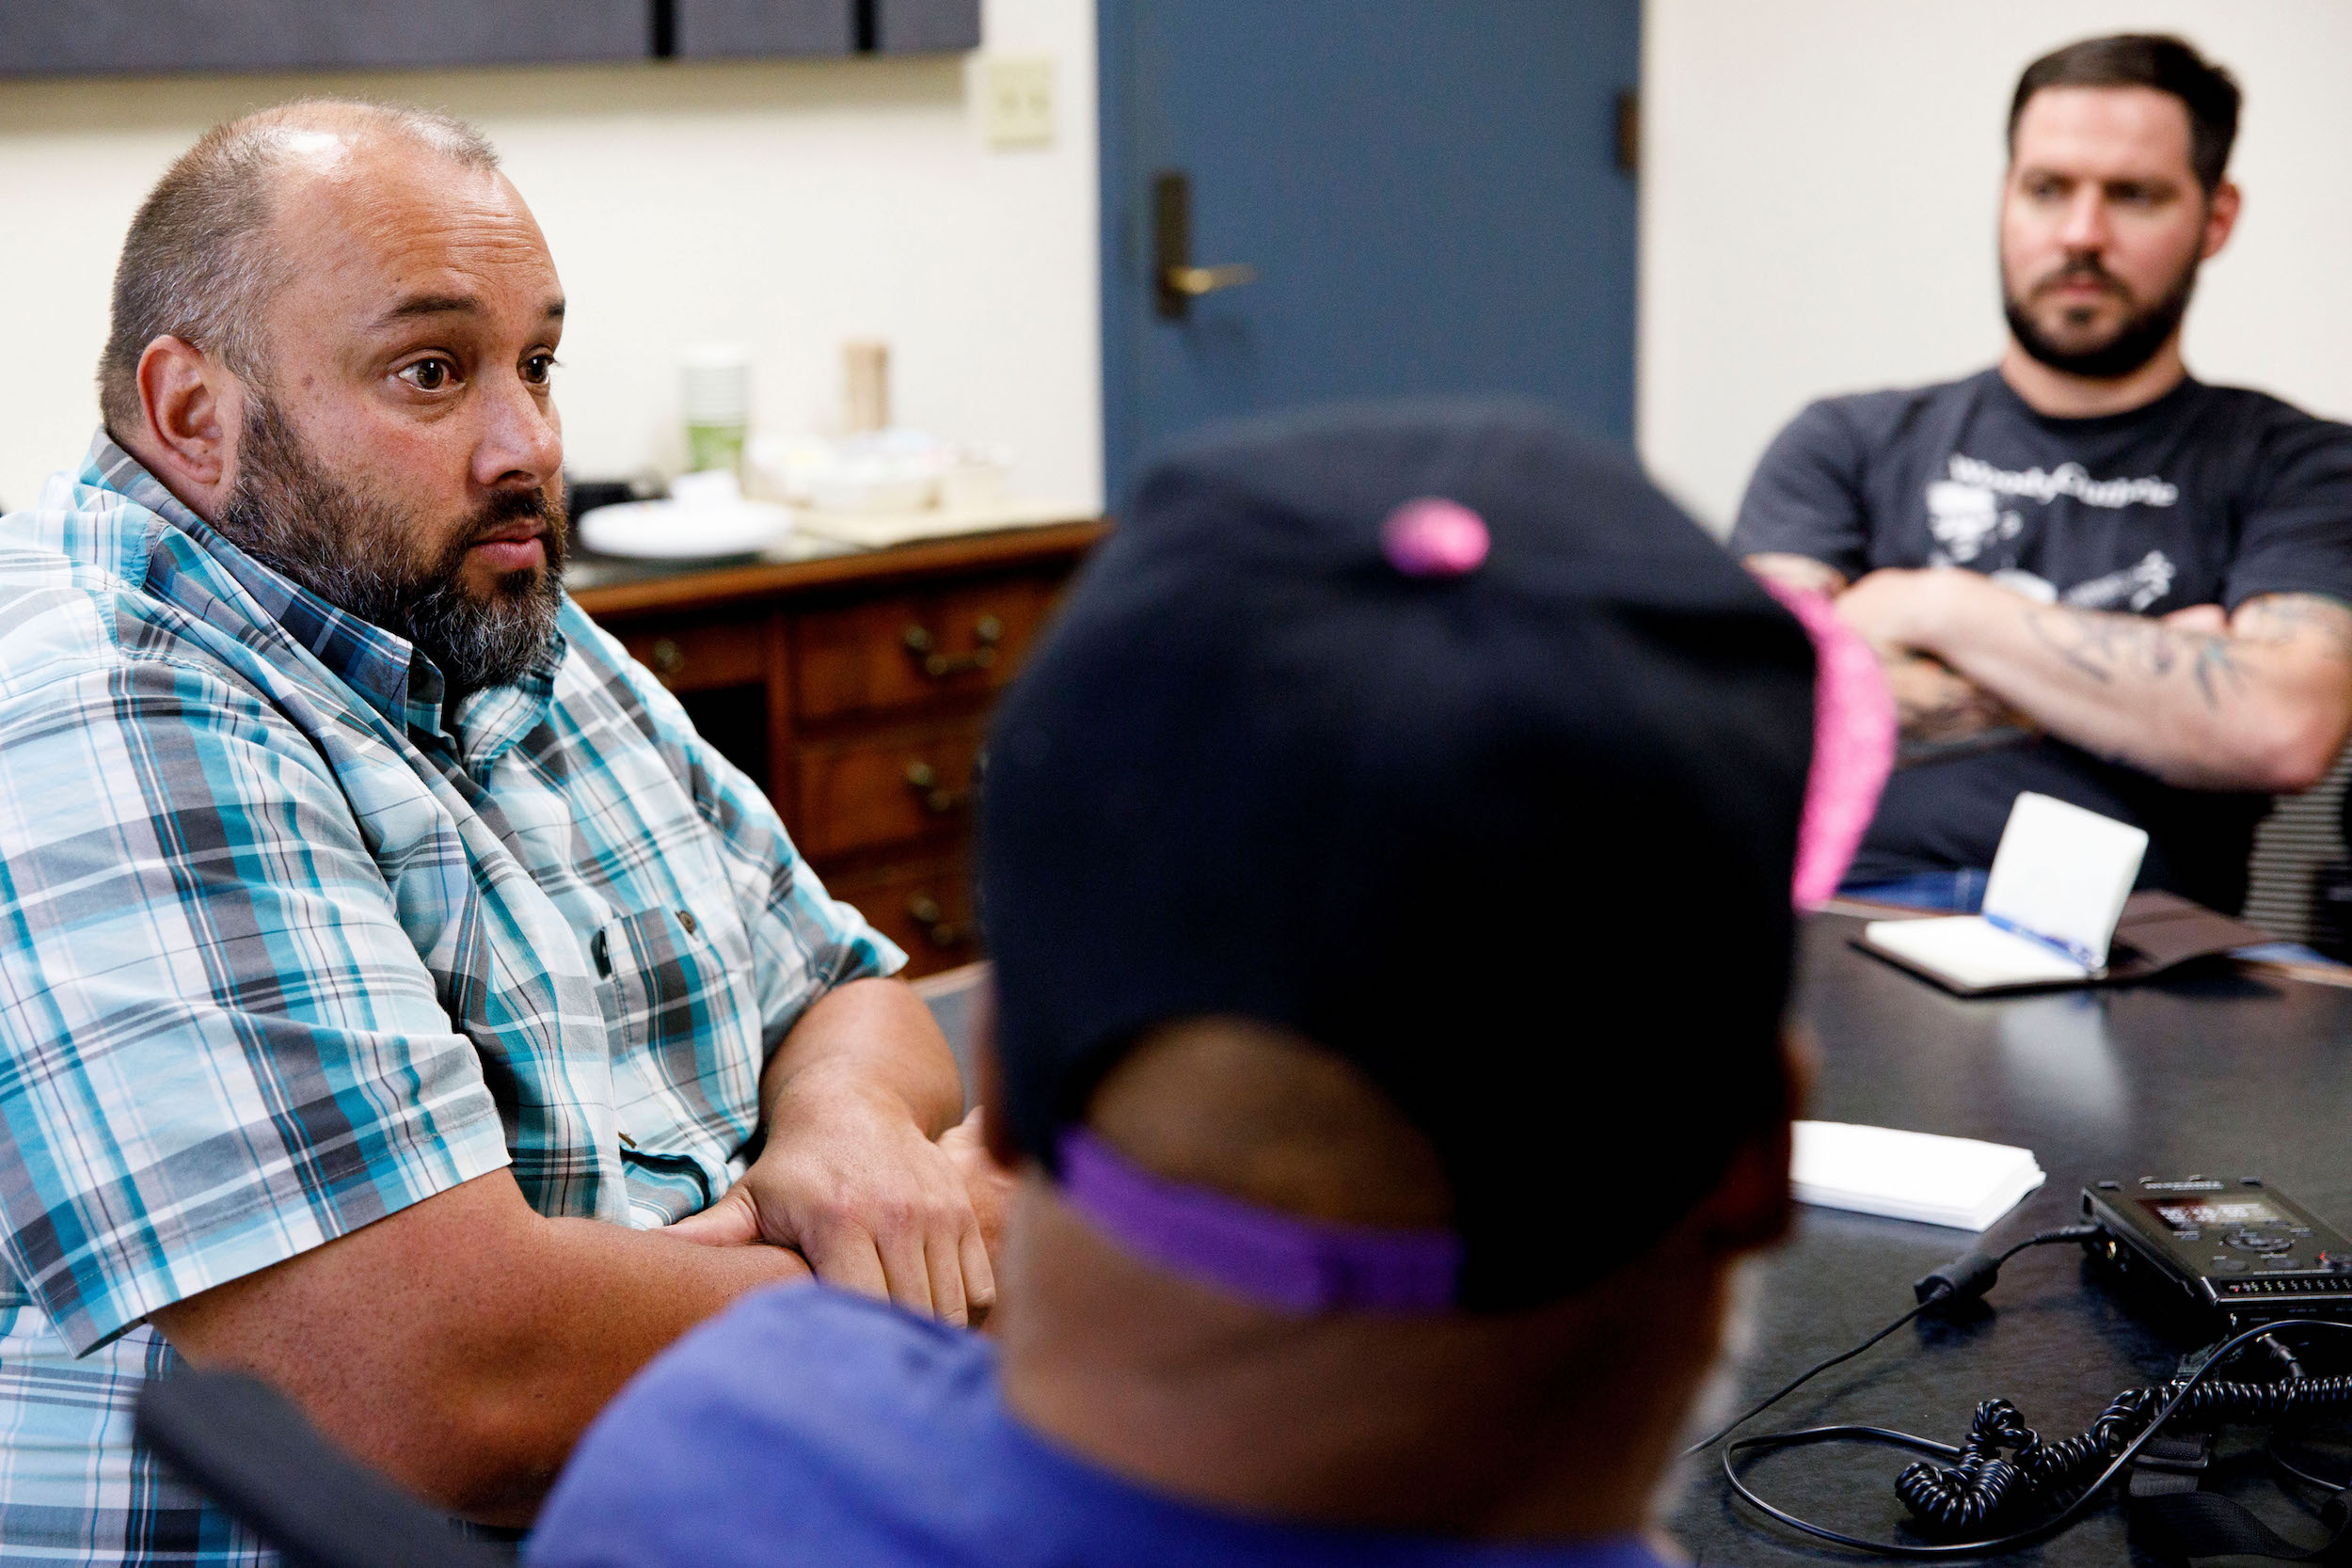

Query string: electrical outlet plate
981 55 1056 150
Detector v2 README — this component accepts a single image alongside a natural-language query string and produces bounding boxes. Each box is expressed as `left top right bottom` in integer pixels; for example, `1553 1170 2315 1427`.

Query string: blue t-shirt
528 1285 1679 1568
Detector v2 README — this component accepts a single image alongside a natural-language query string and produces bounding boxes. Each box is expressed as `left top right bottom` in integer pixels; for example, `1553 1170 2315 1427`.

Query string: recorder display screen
2142 1197 2284 1232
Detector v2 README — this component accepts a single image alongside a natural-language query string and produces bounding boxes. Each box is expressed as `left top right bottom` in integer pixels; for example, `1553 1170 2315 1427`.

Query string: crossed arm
154 976 1004 1524
1745 553 2352 791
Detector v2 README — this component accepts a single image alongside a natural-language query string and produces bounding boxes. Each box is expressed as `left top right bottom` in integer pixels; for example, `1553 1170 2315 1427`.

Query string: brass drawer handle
906 895 967 949
900 616 1005 680
902 760 963 815
649 637 687 681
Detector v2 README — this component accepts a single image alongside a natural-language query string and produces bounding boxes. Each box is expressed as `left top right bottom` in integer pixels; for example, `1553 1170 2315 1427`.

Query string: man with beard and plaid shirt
0 100 1005 1563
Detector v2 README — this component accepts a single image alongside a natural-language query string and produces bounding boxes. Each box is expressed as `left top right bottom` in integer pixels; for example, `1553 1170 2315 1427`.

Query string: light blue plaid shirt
0 436 901 1562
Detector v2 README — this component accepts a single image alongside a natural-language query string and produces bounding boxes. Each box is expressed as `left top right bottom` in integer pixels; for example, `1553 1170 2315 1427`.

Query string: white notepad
1863 915 2091 989
1862 793 2148 991
1791 1121 2046 1231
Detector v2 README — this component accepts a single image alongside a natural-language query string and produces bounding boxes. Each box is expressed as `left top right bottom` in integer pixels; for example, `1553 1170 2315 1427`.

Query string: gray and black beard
2002 251 2202 383
215 394 568 695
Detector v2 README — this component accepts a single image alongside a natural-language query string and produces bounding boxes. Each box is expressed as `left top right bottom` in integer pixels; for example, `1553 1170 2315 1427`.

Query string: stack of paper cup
682 346 752 476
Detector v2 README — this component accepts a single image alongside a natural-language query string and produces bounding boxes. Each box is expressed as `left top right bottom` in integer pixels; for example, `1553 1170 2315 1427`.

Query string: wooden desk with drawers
570 521 1107 976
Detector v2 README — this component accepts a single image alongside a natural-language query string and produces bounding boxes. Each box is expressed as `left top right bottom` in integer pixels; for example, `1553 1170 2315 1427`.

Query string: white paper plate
578 499 793 561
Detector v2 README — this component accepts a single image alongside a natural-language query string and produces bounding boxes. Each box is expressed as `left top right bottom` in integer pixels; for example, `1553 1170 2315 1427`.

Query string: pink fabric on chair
1757 578 1897 910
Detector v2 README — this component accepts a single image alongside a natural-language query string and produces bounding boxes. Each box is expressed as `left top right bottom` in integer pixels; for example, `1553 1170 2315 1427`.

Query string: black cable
2266 1430 2351 1498
2257 1333 2312 1384
2251 1334 2350 1497
1895 1364 2352 1531
1683 1226 2103 1458
1724 1317 2352 1557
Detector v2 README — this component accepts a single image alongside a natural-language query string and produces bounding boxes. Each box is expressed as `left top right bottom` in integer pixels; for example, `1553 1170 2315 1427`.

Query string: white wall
1639 1 2352 532
0 0 1100 515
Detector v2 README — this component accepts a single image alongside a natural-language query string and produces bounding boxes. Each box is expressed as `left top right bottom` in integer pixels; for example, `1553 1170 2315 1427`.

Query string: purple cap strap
1056 1129 1462 1314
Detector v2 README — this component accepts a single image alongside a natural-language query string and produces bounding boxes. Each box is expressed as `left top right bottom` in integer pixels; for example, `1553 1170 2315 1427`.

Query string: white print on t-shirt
1926 453 2182 609
2060 549 2178 612
1946 453 2179 509
1924 481 2022 564
1989 568 2058 602
1965 551 2178 614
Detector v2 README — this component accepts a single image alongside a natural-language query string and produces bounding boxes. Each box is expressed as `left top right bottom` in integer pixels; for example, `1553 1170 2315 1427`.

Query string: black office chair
2245 742 2352 959
136 1371 513 1568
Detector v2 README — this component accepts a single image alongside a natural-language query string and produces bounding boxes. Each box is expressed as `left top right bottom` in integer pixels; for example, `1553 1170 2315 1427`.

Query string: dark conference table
1667 911 2352 1566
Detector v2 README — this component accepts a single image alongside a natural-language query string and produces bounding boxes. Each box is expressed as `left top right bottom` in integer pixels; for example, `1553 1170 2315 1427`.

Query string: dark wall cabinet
0 0 980 77
0 1 646 74
674 0 981 60
876 0 984 54
676 0 853 58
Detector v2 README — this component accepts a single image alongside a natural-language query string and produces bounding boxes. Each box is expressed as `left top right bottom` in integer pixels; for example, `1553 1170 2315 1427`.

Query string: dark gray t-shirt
1732 369 2352 911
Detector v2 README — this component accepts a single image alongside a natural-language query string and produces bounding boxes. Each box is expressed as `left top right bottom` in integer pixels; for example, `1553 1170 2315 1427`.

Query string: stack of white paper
1791 1121 2046 1231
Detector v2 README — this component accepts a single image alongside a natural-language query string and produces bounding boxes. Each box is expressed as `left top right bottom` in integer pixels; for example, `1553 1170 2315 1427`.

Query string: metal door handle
1163 263 1258 297
1153 169 1257 319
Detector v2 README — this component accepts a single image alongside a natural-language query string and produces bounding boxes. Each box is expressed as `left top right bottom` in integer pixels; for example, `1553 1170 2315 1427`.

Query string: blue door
1098 0 1642 503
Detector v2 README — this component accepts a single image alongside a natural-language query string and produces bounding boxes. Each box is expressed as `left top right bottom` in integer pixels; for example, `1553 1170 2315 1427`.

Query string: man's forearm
154 1171 810 1525
760 975 964 1141
661 974 991 1321
1743 554 2033 764
443 1214 811 1521
1907 582 2352 790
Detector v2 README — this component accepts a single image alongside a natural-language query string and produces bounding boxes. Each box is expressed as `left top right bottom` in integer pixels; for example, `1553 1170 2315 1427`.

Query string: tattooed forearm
2022 602 2249 708
1880 581 2352 790
2192 638 2245 705
2230 593 2352 661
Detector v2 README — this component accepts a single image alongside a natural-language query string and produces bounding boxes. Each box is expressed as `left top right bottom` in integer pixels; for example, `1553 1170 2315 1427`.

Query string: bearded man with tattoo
1734 34 2352 914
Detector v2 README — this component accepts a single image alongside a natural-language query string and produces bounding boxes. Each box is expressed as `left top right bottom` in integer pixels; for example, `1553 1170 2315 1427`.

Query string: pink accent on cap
1757 578 1896 911
1380 498 1490 578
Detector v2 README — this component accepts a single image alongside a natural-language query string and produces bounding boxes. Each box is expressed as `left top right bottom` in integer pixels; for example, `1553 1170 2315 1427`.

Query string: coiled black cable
1724 1317 2352 1557
1896 1363 2352 1535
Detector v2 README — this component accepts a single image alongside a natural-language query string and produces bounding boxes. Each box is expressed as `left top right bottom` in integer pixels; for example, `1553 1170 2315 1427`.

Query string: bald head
98 99 500 432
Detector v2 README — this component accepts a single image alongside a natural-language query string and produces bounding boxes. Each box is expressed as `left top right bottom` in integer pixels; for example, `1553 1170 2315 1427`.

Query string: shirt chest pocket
593 905 765 1187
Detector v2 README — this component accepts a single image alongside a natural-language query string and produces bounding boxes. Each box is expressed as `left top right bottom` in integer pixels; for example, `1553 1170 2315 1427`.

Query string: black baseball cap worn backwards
981 400 1817 1313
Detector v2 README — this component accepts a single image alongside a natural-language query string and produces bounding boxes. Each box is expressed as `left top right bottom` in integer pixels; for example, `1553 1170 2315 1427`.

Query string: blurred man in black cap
528 402 1836 1568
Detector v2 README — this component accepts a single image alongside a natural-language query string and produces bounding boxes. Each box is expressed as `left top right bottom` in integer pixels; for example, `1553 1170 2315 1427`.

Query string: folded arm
1744 553 2035 762
1 646 990 1529
152 1170 808 1524
153 978 999 1524
627 635 1006 1322
1834 568 2352 791
670 975 1003 1326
